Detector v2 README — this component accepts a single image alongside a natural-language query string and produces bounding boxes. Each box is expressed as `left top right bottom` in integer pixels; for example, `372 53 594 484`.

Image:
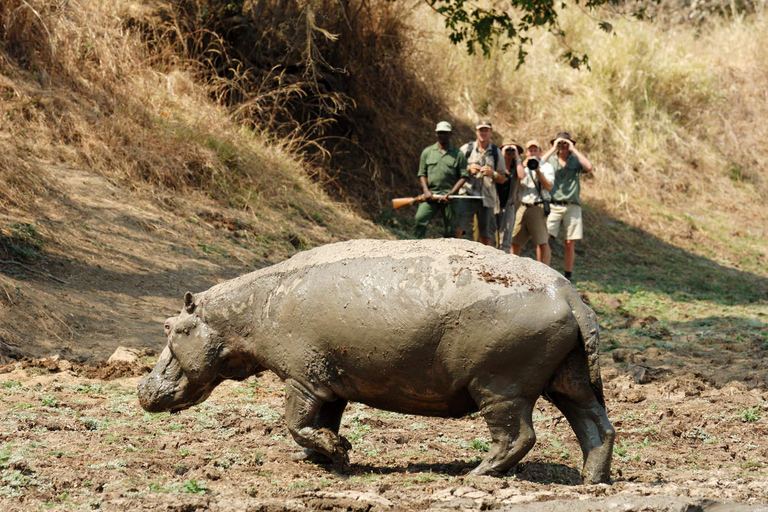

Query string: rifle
391 194 483 210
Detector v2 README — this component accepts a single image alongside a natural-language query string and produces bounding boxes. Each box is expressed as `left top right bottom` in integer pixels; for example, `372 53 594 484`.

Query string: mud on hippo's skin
138 238 615 484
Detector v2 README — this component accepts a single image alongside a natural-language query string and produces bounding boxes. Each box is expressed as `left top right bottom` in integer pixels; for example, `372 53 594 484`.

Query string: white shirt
518 159 555 205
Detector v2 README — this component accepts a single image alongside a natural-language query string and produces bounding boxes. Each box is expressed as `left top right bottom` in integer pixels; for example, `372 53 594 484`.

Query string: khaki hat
435 121 452 132
476 120 492 130
525 139 542 150
504 142 524 155
550 131 576 145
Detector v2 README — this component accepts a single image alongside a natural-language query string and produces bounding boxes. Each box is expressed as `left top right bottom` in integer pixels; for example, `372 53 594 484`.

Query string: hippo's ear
184 292 196 314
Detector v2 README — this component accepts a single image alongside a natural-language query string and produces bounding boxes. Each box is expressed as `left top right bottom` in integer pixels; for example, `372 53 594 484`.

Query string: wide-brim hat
435 121 452 132
476 120 493 130
504 142 524 155
550 131 576 145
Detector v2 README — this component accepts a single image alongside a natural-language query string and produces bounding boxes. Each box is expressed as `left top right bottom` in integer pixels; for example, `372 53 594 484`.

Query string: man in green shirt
414 121 470 238
542 132 594 281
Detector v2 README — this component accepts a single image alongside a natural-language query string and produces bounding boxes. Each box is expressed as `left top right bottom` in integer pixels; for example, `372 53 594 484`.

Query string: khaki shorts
547 203 583 240
512 204 549 246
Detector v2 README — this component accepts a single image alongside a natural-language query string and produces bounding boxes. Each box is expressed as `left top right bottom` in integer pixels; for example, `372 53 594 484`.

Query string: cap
525 139 541 149
435 121 452 132
476 120 492 130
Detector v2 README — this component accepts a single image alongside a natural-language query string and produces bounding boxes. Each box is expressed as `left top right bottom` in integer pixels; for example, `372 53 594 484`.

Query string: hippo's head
138 291 248 413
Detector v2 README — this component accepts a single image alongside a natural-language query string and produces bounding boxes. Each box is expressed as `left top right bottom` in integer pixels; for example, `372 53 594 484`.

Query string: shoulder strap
464 142 499 169
490 143 499 169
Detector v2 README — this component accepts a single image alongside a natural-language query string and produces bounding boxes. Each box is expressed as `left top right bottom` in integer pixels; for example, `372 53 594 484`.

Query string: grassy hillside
0 0 766 362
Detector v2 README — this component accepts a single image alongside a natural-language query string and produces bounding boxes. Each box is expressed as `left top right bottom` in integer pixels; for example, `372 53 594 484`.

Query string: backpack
464 141 500 170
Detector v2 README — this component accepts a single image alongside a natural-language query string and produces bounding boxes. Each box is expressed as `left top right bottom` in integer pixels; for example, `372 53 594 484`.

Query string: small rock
659 408 675 420
630 365 651 384
604 296 622 311
453 486 477 497
108 347 142 364
612 349 635 363
618 389 646 403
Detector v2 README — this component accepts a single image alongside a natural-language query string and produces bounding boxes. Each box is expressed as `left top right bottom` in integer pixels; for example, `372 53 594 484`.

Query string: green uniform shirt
418 143 469 195
548 153 584 205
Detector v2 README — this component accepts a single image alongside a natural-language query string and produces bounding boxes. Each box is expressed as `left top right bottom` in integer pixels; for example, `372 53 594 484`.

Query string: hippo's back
201 239 576 416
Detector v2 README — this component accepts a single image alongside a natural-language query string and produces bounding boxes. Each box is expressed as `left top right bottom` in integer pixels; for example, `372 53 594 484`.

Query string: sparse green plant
470 438 490 452
181 479 207 494
413 473 438 483
347 421 371 443
41 395 58 407
738 407 762 423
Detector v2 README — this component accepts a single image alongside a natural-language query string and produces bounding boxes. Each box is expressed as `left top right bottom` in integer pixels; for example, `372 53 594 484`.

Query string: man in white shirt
511 140 555 265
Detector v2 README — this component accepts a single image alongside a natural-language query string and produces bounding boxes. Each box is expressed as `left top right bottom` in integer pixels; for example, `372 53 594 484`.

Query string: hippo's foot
325 431 352 470
290 449 334 465
467 463 505 478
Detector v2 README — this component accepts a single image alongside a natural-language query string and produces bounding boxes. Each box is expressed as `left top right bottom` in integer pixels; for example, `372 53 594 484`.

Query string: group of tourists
414 120 593 281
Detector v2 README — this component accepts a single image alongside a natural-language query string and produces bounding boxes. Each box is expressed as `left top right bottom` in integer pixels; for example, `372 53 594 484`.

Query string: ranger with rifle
412 121 470 239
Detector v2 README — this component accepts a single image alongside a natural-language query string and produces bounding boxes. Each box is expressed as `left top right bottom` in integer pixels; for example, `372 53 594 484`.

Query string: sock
564 271 573 280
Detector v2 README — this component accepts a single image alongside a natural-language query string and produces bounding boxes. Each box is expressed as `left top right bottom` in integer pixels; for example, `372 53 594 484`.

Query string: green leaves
424 0 617 65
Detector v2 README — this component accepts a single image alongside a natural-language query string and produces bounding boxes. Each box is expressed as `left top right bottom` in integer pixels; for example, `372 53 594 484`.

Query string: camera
527 158 539 170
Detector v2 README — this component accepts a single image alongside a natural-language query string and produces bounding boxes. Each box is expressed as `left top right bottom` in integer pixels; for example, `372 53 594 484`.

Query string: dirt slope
1 163 283 363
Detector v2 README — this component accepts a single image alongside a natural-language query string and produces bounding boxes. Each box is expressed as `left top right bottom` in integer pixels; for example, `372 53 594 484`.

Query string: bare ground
0 356 767 511
1 166 768 510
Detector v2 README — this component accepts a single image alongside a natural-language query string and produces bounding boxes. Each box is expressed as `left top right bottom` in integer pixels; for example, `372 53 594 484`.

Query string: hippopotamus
138 238 615 483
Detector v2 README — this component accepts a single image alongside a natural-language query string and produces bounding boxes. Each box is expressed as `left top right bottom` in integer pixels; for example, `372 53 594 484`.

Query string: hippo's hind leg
546 348 615 484
284 379 352 469
467 379 537 477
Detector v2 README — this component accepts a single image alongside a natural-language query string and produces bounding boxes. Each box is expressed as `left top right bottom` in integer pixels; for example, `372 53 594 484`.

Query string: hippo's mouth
138 347 198 413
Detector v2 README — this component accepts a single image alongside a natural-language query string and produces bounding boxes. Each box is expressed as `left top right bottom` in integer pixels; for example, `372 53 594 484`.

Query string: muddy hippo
138 238 615 483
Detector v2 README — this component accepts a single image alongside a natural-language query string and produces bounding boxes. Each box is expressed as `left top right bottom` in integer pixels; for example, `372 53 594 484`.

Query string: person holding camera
413 121 470 239
497 142 525 253
511 140 555 265
542 131 593 281
456 121 508 246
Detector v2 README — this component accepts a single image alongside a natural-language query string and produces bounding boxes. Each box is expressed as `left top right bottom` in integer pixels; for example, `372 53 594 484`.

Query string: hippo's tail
567 290 605 407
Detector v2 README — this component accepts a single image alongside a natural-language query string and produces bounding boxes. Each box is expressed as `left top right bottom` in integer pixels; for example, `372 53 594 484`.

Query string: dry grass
405 4 768 272
0 0 385 244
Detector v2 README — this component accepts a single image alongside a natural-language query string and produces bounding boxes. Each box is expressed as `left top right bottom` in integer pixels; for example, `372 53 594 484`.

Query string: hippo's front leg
284 379 352 470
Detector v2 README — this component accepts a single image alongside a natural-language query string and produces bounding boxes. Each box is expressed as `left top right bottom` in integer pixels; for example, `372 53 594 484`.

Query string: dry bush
121 0 446 209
